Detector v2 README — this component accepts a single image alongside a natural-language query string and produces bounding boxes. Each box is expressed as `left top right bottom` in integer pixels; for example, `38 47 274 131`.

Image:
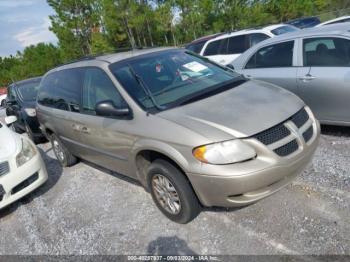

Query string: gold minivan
37 48 320 223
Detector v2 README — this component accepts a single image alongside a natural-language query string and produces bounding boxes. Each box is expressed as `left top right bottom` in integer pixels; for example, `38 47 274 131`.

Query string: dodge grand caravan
37 48 320 223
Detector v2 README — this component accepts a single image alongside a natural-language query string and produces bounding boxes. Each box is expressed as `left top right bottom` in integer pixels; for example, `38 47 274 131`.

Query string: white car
316 16 350 27
199 24 299 65
0 116 48 209
0 94 6 107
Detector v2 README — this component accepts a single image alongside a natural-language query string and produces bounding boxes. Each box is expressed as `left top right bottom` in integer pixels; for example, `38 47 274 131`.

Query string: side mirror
226 64 235 70
95 100 131 118
6 99 17 106
5 115 17 126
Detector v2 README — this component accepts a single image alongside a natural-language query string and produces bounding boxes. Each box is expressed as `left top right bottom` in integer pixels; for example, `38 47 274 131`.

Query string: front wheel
50 133 78 167
147 159 201 224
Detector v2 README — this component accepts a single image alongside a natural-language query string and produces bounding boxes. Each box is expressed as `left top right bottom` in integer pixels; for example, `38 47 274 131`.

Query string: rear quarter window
38 68 83 112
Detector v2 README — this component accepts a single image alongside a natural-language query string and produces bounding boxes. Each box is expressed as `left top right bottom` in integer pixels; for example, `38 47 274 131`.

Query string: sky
0 0 58 57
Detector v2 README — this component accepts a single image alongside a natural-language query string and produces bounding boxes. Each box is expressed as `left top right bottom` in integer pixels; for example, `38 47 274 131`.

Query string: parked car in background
0 93 6 107
316 16 350 27
0 116 48 210
5 77 45 143
37 48 319 223
231 23 350 126
199 24 299 65
185 33 224 54
0 88 7 95
286 16 321 29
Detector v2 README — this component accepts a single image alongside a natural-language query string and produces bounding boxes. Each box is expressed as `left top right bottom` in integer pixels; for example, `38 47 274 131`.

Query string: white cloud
14 18 57 47
0 0 35 8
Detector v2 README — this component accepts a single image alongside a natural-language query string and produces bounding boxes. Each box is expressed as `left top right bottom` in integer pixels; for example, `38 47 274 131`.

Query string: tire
1 100 5 107
147 159 200 224
50 133 78 167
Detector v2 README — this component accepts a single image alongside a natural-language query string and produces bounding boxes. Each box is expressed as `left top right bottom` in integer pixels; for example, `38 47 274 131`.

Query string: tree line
0 0 349 86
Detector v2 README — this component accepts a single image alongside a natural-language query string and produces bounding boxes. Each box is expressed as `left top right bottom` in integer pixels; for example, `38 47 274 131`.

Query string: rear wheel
147 159 200 224
50 133 78 167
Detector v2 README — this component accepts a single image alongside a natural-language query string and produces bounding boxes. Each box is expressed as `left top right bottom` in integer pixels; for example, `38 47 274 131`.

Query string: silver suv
37 48 320 223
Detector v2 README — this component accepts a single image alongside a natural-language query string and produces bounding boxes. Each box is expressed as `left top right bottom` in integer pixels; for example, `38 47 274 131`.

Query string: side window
186 42 205 54
37 69 82 112
303 37 350 67
54 69 82 112
7 85 17 100
203 40 221 56
249 33 270 47
82 68 126 115
227 35 247 54
245 41 294 69
37 73 56 107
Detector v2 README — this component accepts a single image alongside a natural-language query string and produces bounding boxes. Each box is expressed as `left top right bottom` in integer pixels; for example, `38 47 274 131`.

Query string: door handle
72 123 80 131
245 74 252 79
80 126 90 134
299 74 316 82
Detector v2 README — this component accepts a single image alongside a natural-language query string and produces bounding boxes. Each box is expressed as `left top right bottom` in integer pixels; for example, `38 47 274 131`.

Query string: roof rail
52 46 152 69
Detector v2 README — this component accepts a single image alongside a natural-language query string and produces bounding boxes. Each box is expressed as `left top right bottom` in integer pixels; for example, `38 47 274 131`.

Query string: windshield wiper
127 65 166 111
177 78 246 107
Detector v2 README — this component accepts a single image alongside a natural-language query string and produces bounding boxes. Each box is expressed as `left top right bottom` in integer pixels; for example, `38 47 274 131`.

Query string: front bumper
0 142 48 209
187 117 320 208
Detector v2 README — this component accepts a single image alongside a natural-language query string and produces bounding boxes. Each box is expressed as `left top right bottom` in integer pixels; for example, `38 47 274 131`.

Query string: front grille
0 162 9 177
291 108 309 128
0 185 5 202
253 124 290 145
303 126 314 143
274 140 299 157
11 173 39 195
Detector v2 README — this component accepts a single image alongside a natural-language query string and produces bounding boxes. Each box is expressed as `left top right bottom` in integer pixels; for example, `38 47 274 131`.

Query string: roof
187 33 225 45
317 16 350 27
250 22 350 45
204 23 293 42
13 76 42 86
51 47 175 73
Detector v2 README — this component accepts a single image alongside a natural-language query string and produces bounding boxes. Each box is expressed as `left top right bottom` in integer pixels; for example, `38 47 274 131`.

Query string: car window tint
55 69 82 112
17 80 41 101
82 68 126 114
37 69 82 112
186 42 206 54
303 37 350 67
227 35 247 54
249 33 270 47
37 73 56 107
245 41 294 69
7 85 17 100
203 40 221 56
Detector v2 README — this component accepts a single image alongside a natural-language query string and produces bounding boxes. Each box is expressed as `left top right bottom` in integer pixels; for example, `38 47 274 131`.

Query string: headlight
24 108 36 117
193 140 256 165
16 138 37 167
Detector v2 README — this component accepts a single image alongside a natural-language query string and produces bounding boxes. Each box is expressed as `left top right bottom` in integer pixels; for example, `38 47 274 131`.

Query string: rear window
17 80 41 101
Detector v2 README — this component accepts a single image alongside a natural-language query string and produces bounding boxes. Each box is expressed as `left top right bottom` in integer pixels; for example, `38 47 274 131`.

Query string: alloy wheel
152 174 181 215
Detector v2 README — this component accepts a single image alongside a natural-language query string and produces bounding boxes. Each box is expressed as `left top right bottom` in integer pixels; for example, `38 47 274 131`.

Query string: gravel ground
0 108 349 255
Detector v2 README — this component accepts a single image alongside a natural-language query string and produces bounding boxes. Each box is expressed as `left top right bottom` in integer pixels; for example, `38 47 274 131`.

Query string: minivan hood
158 80 304 141
0 122 19 160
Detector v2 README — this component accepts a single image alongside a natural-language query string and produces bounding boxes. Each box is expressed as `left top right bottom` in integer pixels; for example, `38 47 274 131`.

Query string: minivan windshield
109 49 243 111
17 80 41 102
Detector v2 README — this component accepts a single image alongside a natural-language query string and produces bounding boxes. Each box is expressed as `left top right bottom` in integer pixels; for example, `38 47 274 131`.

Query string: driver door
76 67 135 176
